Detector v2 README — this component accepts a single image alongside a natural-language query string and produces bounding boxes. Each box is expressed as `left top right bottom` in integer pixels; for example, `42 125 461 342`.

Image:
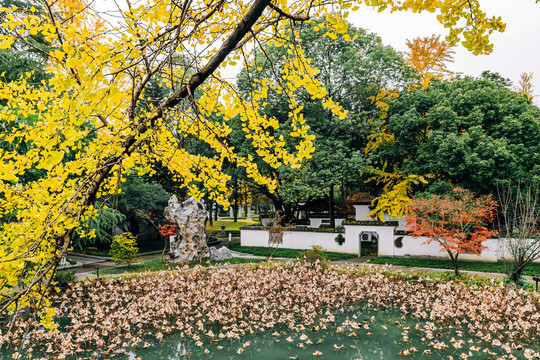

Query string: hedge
342 220 398 226
239 225 344 233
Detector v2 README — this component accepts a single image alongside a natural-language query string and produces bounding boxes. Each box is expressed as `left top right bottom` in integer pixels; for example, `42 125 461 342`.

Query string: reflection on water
119 305 527 360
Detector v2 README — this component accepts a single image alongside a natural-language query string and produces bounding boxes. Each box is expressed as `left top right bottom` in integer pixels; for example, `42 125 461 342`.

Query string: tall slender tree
515 72 535 101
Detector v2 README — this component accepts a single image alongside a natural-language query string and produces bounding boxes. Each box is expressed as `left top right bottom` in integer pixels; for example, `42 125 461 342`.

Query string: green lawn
369 257 540 277
95 257 268 275
205 219 257 233
228 243 358 261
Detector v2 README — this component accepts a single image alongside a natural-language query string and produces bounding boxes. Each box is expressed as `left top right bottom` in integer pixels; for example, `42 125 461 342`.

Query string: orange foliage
136 209 178 238
406 188 498 276
405 35 457 89
158 223 179 237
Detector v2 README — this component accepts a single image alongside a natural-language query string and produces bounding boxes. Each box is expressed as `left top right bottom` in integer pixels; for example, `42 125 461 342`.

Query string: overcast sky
95 0 540 104
347 0 540 105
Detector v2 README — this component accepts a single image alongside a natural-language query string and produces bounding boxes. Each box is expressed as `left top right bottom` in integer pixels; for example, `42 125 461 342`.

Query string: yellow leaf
39 151 64 171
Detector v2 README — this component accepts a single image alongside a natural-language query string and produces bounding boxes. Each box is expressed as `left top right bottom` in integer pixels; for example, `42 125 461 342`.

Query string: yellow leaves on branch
367 165 430 220
360 0 506 55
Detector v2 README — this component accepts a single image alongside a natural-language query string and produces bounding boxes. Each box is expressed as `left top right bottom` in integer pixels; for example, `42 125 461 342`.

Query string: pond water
116 305 530 360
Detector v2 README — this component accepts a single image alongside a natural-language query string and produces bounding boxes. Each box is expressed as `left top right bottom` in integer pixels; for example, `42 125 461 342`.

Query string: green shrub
300 245 329 270
53 269 76 288
110 232 139 265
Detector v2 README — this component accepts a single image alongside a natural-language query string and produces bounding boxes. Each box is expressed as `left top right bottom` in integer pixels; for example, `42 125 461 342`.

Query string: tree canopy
374 77 540 196
0 0 507 327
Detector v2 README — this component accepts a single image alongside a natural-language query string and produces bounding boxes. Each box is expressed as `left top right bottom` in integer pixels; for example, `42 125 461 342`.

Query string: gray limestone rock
164 196 208 263
209 246 233 261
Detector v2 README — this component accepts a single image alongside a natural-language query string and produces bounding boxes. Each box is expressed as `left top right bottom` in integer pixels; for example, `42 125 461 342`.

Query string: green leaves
377 77 540 195
235 18 414 210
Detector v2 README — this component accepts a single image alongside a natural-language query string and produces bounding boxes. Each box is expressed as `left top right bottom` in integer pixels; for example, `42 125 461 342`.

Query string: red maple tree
136 209 178 262
406 188 498 276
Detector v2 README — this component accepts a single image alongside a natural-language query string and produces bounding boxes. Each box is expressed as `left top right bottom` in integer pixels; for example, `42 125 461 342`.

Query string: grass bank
369 256 540 277
95 257 267 275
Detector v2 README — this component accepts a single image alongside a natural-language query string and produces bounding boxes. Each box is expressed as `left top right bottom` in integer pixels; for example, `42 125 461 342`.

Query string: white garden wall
383 236 499 261
241 223 397 256
344 224 396 255
281 231 351 253
240 228 353 253
380 235 540 262
240 229 269 247
242 202 540 262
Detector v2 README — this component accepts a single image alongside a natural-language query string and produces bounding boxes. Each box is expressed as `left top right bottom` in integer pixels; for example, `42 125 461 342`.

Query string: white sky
348 0 540 105
94 0 540 104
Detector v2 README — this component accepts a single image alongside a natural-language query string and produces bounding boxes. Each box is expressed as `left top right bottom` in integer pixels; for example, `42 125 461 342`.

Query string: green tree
235 18 415 223
72 204 126 249
117 173 171 236
374 76 540 197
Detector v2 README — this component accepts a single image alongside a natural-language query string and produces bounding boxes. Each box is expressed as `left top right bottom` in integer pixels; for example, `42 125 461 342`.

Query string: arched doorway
359 231 379 257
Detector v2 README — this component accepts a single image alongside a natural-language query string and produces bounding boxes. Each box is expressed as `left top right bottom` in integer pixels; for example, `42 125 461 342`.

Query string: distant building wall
308 218 344 228
353 204 407 230
382 235 540 263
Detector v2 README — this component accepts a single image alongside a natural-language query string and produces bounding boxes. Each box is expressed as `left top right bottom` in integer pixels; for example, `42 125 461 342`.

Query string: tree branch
267 2 309 21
